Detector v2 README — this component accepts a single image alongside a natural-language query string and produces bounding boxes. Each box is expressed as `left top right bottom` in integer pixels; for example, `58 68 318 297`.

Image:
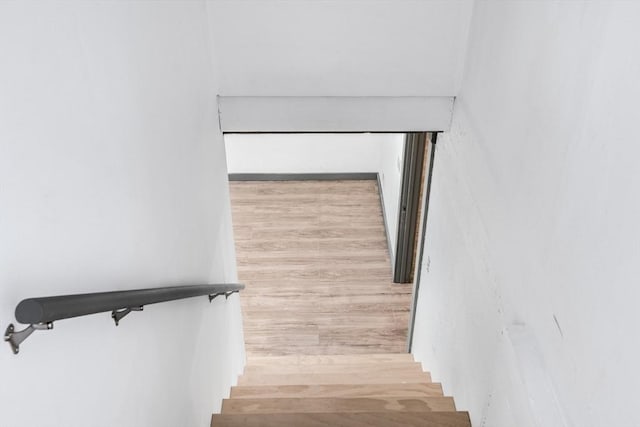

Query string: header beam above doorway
217 96 454 133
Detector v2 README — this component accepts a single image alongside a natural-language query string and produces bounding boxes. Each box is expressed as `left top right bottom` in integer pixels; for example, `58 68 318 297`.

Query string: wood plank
247 227 387 241
243 315 408 330
222 396 456 414
237 371 432 386
211 411 471 427
243 362 423 375
230 383 445 399
246 353 414 365
241 294 411 308
245 344 409 357
237 253 390 266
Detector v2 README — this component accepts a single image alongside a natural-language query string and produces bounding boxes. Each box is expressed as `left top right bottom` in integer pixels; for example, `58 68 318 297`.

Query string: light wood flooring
229 180 413 356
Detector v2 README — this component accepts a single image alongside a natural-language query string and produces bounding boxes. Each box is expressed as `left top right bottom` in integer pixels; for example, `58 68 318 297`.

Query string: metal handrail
4 283 244 354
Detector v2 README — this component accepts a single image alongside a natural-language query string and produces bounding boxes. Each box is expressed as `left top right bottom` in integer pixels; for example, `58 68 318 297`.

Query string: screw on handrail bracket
111 306 143 326
208 290 238 303
4 322 54 355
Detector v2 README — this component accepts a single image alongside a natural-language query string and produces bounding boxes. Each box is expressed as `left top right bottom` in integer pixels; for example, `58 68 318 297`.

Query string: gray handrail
4 283 244 354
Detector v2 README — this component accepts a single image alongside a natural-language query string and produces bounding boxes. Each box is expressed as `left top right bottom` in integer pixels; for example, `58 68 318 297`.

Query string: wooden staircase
211 353 471 426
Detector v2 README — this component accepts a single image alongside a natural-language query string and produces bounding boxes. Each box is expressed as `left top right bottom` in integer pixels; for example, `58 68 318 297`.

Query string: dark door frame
393 132 428 283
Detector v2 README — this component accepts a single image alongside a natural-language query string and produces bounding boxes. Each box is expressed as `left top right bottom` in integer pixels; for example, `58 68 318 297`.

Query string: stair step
230 383 444 399
211 411 471 427
221 396 456 414
243 361 423 375
246 353 414 366
238 371 432 386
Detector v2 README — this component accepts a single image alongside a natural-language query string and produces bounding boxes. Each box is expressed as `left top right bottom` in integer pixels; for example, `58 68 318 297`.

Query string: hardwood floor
230 180 413 356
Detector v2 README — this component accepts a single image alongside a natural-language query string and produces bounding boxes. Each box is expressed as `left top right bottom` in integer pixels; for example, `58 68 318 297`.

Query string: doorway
223 132 436 355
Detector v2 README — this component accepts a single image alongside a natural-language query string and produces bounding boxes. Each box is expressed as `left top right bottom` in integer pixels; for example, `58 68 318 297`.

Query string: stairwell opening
222 132 436 356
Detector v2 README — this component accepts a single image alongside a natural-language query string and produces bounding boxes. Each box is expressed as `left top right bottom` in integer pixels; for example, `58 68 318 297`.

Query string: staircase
211 353 471 426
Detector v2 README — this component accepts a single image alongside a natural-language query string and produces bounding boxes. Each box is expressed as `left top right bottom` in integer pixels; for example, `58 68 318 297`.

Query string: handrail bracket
208 290 238 302
4 322 53 354
111 306 144 326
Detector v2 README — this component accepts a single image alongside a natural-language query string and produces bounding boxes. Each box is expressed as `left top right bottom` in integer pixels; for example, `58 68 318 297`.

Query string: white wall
0 2 243 427
412 2 640 427
225 133 396 174
378 135 405 260
208 0 473 97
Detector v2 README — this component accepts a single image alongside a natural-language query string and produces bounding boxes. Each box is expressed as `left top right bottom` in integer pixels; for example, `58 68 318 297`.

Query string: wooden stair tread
243 362 424 375
211 411 471 427
238 371 432 386
246 353 414 366
230 383 444 399
222 396 456 414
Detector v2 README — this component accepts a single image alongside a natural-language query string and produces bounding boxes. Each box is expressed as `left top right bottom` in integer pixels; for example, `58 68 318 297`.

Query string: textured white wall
0 2 244 426
209 0 473 96
412 2 640 427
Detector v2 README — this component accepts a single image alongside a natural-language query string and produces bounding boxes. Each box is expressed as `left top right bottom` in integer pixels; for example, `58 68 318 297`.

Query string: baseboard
228 173 377 181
